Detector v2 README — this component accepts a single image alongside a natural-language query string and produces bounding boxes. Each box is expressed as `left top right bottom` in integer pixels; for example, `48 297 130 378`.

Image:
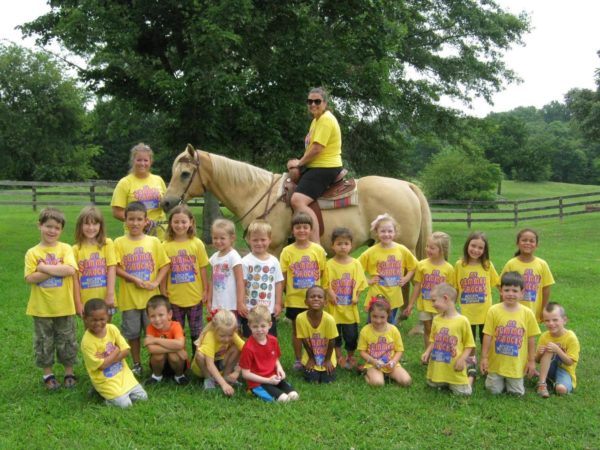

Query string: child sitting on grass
535 302 580 398
81 299 147 408
144 295 189 386
421 283 475 395
190 309 244 396
240 305 299 402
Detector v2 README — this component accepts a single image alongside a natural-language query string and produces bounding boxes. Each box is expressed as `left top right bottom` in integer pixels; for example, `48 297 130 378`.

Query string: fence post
467 202 472 229
513 201 518 227
32 187 37 211
90 183 96 204
559 197 563 223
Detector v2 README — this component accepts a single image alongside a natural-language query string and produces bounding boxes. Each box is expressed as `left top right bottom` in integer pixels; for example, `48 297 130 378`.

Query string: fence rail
2 180 599 227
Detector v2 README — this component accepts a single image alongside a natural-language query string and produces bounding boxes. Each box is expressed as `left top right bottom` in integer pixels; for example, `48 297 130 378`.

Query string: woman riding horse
287 87 342 242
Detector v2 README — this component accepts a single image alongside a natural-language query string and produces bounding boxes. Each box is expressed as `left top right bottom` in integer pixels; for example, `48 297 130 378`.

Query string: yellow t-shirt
25 242 77 317
322 258 368 324
358 243 418 309
163 238 209 307
305 110 342 168
427 314 475 385
483 303 541 378
114 235 170 311
454 259 500 325
81 324 139 400
111 173 167 238
280 242 326 309
196 329 245 360
73 239 117 305
414 259 455 314
357 323 404 373
296 311 338 371
537 330 579 388
501 256 555 321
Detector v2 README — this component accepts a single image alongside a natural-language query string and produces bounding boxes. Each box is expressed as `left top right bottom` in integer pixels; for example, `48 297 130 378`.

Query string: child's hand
221 382 235 397
329 294 338 305
368 275 381 286
145 280 159 290
75 300 84 318
399 276 410 287
237 304 249 318
545 342 560 354
133 277 146 289
480 357 489 375
525 361 537 379
268 375 282 385
420 352 430 365
277 367 286 380
386 360 397 370
454 358 466 372
104 292 115 308
144 335 156 346
402 306 413 318
324 360 335 374
274 303 282 317
304 358 316 372
36 262 49 273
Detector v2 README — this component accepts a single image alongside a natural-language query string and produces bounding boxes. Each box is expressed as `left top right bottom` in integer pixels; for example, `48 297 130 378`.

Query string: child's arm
480 334 491 374
105 265 116 308
543 342 575 366
25 271 52 284
403 282 421 317
454 347 473 372
541 286 551 319
274 280 283 317
116 265 146 289
301 339 317 371
525 336 537 377
326 288 338 306
352 287 366 305
159 271 168 296
144 335 185 353
36 261 76 277
234 264 247 317
146 264 170 290
241 368 282 385
200 266 209 304
206 276 213 311
73 274 83 317
99 346 129 370
400 269 415 287
199 353 235 396
323 339 336 374
275 358 286 380
421 342 434 365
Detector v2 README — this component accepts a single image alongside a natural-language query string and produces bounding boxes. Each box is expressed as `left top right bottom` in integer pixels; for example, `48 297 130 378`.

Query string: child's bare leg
150 354 166 376
555 383 568 395
129 338 141 364
423 320 432 349
64 365 74 376
195 352 210 378
364 368 385 386
167 353 186 376
292 320 302 361
222 347 241 382
390 365 411 387
538 351 553 384
335 346 344 364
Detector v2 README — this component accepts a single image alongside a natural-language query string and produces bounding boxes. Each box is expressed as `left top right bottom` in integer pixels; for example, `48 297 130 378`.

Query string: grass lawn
1 183 599 449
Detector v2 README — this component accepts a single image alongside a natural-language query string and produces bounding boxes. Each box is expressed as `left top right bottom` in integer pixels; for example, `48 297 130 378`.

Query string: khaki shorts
418 311 435 321
485 372 525 395
121 309 149 340
427 380 472 396
33 316 77 368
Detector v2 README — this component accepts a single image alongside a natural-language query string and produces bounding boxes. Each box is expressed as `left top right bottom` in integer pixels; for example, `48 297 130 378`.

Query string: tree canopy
22 0 529 173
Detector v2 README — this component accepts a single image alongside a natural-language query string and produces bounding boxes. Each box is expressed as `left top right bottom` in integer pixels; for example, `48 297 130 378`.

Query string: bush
421 146 501 201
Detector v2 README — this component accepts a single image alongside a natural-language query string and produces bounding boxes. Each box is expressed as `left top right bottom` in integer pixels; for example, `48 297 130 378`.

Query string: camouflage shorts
33 316 78 368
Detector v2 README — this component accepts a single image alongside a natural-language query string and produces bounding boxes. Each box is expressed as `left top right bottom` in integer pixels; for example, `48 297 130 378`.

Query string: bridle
176 150 208 206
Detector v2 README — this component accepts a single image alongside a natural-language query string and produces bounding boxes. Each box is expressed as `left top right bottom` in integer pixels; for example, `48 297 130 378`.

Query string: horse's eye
181 171 190 179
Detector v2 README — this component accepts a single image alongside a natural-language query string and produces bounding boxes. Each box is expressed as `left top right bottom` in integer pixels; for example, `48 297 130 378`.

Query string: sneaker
293 360 303 371
174 375 189 386
132 363 143 377
537 382 550 398
144 376 161 386
203 377 217 390
287 391 300 401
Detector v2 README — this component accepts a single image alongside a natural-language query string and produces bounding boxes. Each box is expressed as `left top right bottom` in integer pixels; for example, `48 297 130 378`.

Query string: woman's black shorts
295 167 342 201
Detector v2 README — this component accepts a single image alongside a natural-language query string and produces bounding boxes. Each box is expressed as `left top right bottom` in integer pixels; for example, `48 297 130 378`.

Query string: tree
0 44 98 180
22 0 529 175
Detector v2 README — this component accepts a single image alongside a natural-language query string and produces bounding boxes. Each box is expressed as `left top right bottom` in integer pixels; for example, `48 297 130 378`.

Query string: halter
176 150 208 206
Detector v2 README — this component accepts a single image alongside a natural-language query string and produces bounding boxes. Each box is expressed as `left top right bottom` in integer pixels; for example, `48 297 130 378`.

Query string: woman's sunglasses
306 99 323 105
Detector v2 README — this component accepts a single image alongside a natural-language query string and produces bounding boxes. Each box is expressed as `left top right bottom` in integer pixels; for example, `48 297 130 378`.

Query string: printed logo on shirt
170 249 197 284
459 272 486 304
522 269 541 302
368 336 395 363
494 320 524 357
79 252 107 290
310 332 328 366
102 342 123 378
122 247 154 281
246 263 275 308
212 262 231 291
331 273 355 305
377 256 401 287
291 256 319 289
421 269 446 300
133 185 161 210
37 253 64 288
430 327 457 364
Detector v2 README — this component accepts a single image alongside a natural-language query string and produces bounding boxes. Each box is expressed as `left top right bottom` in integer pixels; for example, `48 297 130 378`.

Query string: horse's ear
186 143 195 157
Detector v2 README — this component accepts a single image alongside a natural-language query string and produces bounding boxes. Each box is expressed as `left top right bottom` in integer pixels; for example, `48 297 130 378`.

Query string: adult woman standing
111 143 167 239
287 87 343 242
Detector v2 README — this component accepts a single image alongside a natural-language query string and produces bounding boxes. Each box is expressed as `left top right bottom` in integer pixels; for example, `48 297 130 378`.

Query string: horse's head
161 144 207 212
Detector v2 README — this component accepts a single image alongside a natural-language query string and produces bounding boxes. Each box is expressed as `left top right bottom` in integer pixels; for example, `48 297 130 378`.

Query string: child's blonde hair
431 283 457 303
129 142 153 172
196 310 238 346
165 205 196 241
211 218 236 238
74 206 107 247
246 220 272 239
248 305 272 325
429 231 450 261
370 213 397 236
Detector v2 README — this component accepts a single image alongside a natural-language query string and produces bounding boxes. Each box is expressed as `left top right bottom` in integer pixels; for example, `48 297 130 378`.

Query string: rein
176 150 208 206
235 173 284 224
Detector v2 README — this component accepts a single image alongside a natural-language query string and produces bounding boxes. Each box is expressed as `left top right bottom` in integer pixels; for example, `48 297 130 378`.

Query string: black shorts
304 368 336 384
295 167 342 200
285 307 307 321
240 314 278 338
335 323 359 351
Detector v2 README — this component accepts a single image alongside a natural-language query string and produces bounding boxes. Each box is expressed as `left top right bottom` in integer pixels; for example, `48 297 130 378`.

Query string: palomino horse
162 145 431 258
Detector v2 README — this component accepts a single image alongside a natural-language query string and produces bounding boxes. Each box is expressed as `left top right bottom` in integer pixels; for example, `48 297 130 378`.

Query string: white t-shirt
209 249 243 311
242 253 284 314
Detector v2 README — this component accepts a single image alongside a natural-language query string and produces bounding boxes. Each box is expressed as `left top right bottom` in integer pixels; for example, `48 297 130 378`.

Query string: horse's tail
409 182 432 260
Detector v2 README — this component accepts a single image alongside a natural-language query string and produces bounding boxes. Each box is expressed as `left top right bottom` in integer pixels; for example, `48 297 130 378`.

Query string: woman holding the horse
287 87 343 243
111 143 167 239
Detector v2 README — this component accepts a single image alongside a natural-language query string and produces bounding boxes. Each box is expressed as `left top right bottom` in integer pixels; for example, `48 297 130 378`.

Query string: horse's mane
210 153 275 186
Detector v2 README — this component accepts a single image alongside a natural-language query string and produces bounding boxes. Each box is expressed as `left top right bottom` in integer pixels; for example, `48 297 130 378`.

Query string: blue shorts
548 356 574 393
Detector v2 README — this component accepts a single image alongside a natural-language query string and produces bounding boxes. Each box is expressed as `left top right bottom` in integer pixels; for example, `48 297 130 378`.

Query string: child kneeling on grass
421 283 475 395
240 305 299 402
81 299 147 408
190 309 244 396
535 302 579 398
144 295 189 386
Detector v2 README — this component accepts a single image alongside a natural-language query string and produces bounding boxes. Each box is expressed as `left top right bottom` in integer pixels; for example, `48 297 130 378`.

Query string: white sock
277 393 289 403
287 391 299 401
151 374 163 382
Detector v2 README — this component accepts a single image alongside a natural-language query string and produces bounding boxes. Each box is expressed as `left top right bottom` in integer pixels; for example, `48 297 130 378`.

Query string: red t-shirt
239 335 281 389
146 320 185 340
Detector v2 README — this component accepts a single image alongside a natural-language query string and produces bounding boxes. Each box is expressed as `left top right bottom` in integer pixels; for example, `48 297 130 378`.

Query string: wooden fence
1 180 599 227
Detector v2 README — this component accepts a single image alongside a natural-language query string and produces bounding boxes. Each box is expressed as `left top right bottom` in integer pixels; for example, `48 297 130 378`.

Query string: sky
1 0 599 118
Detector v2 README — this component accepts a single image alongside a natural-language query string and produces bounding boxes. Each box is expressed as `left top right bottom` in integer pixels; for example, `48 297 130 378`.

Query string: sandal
537 382 550 398
467 364 477 381
63 374 77 389
44 375 60 391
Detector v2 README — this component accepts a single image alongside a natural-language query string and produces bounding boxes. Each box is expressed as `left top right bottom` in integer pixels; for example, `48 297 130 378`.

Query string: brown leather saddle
283 168 356 237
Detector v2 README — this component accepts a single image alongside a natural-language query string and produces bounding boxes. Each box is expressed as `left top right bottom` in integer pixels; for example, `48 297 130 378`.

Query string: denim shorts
548 356 574 393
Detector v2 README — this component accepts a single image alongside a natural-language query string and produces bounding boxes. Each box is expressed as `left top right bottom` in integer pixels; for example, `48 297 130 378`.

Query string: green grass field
1 181 599 449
